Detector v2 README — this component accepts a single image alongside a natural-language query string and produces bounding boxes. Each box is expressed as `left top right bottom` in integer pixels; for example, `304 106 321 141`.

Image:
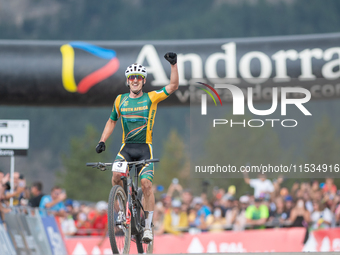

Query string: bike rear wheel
108 185 131 254
136 188 154 254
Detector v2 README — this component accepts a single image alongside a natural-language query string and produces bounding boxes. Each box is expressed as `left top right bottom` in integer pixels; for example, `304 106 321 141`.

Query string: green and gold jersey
110 87 169 144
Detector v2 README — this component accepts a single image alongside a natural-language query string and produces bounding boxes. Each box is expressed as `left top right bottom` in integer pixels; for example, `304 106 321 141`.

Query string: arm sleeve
58 202 66 211
249 179 256 188
260 205 269 219
245 206 253 219
148 87 169 104
267 181 274 192
110 95 122 121
39 195 48 209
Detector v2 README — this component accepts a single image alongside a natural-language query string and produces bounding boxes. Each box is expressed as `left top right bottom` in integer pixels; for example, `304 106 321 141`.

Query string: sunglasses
128 75 145 81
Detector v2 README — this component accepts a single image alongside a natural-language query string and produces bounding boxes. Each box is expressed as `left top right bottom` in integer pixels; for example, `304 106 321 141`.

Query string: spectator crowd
1 168 340 243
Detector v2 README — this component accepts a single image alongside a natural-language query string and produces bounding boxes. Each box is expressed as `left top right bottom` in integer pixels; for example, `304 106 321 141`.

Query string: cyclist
96 52 178 242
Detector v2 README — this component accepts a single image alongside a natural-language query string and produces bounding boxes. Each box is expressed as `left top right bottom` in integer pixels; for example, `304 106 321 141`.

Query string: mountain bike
86 158 158 254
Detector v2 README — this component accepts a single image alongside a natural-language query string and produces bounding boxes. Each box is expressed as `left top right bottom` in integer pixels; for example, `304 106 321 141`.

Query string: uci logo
60 42 120 94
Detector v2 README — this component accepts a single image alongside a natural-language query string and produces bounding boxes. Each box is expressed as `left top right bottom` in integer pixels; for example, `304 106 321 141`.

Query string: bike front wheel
136 188 154 254
108 185 131 254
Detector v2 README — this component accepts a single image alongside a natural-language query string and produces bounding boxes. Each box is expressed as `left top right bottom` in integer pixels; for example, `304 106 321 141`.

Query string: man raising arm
96 52 178 242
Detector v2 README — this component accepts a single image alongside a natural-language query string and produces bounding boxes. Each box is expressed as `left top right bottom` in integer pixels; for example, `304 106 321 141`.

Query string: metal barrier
0 222 16 255
2 207 67 255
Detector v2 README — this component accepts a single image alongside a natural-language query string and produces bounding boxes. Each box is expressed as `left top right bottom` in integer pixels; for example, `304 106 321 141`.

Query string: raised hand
164 52 177 65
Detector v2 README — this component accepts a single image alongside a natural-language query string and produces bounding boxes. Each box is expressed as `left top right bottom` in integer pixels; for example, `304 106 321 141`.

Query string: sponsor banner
1 33 340 106
303 228 340 252
0 223 16 255
65 227 305 254
26 212 53 255
41 215 68 255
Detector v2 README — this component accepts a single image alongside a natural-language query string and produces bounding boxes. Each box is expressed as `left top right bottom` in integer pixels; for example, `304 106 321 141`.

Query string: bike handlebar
86 159 159 170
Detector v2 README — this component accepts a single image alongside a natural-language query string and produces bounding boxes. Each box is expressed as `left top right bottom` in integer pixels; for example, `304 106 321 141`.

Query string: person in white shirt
310 201 334 230
243 171 274 198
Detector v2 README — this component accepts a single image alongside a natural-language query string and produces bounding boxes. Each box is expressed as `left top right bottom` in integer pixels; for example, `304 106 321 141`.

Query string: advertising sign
26 213 53 255
0 33 340 106
0 120 29 156
303 228 340 252
65 227 305 254
40 215 68 255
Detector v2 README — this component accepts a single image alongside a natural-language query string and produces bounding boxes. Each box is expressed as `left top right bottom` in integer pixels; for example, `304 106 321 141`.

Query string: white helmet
125 63 147 79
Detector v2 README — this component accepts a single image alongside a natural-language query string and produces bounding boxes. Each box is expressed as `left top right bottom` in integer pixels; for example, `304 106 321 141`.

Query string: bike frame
86 158 158 251
122 164 144 236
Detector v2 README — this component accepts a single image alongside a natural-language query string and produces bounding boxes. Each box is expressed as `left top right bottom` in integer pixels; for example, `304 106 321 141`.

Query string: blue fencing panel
40 215 67 255
26 211 53 255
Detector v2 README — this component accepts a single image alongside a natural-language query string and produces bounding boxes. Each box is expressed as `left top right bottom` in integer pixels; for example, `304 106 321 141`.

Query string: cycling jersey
110 87 169 144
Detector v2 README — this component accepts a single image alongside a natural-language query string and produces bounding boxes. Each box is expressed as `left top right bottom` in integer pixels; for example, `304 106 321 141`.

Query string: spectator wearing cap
284 195 294 219
193 197 211 218
39 186 67 216
163 200 188 235
28 182 44 208
245 198 269 229
92 201 108 236
191 197 211 231
233 195 249 231
243 171 274 199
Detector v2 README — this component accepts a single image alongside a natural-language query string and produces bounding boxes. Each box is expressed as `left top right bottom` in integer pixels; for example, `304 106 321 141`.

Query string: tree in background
58 125 113 201
305 115 340 181
153 129 190 190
